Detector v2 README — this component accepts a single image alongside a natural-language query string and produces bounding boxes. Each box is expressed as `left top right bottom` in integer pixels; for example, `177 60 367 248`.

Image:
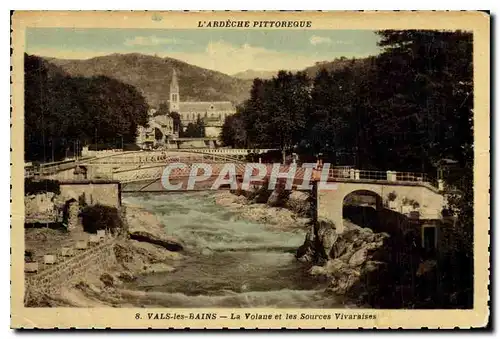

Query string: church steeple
169 69 180 112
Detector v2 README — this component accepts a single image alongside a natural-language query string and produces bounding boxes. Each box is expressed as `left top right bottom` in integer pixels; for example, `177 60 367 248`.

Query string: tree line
221 30 472 176
24 54 149 162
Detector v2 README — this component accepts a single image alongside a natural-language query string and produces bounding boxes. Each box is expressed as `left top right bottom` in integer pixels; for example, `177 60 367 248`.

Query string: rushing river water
121 192 346 308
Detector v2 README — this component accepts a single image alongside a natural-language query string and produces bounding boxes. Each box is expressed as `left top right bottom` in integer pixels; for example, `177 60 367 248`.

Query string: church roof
179 101 235 112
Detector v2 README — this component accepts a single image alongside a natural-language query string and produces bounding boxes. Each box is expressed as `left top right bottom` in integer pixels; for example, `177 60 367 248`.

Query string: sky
26 28 382 75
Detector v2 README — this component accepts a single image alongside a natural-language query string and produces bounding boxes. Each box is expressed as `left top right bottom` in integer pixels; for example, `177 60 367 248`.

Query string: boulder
330 268 361 294
129 231 183 252
126 206 183 250
348 247 369 267
317 221 338 258
329 237 348 259
309 265 326 276
337 243 355 262
143 263 176 274
267 190 281 207
286 191 312 216
296 229 316 263
117 271 136 282
324 259 346 275
129 240 183 262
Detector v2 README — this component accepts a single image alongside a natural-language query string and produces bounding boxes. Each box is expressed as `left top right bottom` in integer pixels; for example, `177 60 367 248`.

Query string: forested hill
302 57 374 78
43 53 374 107
46 53 253 107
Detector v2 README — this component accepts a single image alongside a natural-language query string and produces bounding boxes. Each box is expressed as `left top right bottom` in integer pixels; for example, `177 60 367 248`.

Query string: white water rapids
121 192 345 308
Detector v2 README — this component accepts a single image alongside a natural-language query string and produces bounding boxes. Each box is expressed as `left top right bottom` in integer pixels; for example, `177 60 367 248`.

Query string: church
168 69 237 138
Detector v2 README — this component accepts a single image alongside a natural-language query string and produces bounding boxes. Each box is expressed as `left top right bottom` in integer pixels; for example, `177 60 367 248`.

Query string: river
121 192 346 308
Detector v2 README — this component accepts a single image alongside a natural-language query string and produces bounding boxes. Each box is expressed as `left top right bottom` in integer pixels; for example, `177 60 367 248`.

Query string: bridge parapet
328 169 436 187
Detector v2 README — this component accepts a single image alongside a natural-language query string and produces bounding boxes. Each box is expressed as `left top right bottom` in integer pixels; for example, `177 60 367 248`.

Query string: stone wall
59 181 121 208
24 239 116 303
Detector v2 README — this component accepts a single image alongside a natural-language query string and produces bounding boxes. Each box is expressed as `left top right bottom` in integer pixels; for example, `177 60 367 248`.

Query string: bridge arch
342 189 383 232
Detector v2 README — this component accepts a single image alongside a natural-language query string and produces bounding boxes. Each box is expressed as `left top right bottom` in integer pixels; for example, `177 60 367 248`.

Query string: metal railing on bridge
24 157 97 178
25 159 77 178
328 168 437 187
116 163 438 190
86 152 245 165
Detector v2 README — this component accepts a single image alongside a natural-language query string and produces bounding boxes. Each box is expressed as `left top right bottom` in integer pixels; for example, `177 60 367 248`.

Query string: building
136 108 176 149
168 69 237 138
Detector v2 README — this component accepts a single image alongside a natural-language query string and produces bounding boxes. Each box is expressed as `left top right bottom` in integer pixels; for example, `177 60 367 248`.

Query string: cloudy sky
26 28 381 75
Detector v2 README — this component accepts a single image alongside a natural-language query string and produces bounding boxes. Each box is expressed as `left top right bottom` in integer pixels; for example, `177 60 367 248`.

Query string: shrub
387 191 397 202
79 204 123 235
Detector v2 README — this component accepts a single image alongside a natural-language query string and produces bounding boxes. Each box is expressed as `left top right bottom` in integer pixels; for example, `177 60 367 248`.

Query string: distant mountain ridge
233 57 372 81
36 53 372 108
232 69 280 80
303 57 374 78
44 53 253 107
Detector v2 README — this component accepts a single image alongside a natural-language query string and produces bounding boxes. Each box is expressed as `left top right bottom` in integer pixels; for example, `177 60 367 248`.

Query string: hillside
232 69 279 80
35 53 374 109
303 57 375 79
44 53 253 107
232 57 374 82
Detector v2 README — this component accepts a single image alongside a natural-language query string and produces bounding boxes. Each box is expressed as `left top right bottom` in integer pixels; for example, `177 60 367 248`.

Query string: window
171 93 178 102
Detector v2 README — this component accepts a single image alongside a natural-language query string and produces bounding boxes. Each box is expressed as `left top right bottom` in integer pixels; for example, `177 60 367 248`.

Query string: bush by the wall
79 204 123 235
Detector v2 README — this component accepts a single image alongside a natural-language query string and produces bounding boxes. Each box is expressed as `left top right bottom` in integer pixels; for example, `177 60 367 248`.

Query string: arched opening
342 190 383 232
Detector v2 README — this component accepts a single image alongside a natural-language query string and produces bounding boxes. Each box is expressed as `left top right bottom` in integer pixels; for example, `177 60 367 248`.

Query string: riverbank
35 204 185 307
215 191 311 231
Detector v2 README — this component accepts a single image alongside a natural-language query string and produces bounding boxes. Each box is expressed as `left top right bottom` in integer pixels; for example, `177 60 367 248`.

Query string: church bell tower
169 69 180 112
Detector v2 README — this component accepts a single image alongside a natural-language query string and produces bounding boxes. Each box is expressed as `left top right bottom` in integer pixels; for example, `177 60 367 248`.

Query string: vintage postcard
11 11 490 329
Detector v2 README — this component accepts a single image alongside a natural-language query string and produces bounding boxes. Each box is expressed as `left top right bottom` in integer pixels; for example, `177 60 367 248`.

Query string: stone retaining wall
25 239 116 302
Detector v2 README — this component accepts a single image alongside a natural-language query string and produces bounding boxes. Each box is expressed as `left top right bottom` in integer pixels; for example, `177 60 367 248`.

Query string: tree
154 127 163 141
195 115 206 138
368 30 473 173
168 111 182 134
24 54 149 162
268 71 310 163
238 72 310 163
220 111 247 147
